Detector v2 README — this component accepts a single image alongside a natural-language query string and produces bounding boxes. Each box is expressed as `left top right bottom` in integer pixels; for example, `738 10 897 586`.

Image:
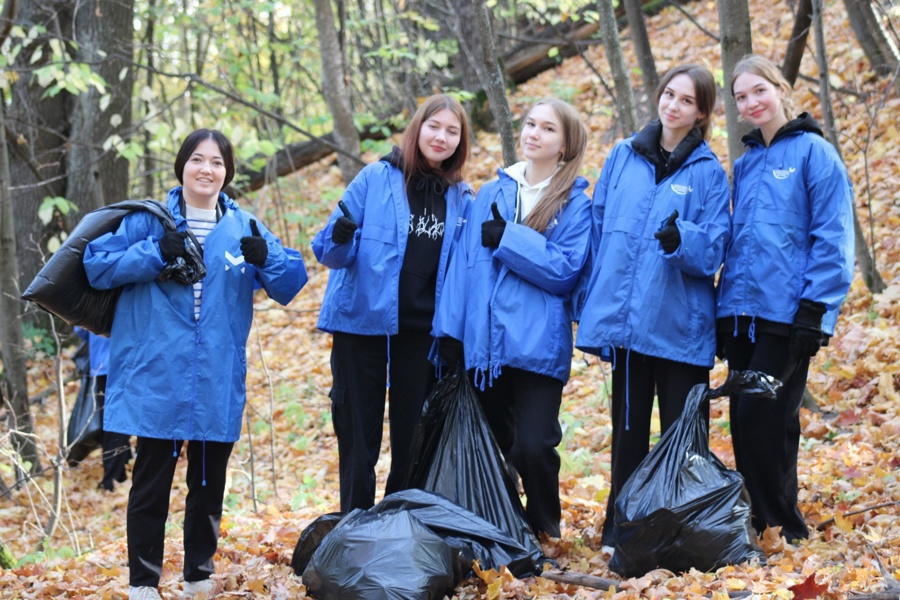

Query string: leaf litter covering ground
2 1 899 598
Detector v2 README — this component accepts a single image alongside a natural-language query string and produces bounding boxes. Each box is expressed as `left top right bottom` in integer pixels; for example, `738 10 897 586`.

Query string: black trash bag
22 199 202 336
405 367 545 571
66 374 103 466
290 512 343 577
609 370 776 578
301 489 539 600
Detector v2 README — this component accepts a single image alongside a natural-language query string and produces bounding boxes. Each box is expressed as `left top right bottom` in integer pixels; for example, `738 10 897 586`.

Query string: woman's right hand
159 231 188 261
332 201 358 244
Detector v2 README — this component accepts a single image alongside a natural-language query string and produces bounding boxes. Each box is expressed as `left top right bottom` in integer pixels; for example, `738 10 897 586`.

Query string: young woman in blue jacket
718 55 854 542
575 65 731 551
312 94 473 513
84 129 308 600
434 98 590 537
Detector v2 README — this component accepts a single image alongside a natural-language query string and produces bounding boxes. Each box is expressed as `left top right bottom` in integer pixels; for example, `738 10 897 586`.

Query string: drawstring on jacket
201 439 207 487
748 316 757 343
385 334 391 389
610 346 632 431
172 438 178 458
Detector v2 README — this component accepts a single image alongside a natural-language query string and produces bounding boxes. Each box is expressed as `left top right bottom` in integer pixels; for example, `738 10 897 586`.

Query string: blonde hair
522 99 588 233
731 54 794 122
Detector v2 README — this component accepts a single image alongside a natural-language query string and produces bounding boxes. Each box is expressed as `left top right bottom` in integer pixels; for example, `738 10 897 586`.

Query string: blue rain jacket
575 136 731 368
312 160 472 335
83 187 308 442
716 115 854 335
434 170 591 384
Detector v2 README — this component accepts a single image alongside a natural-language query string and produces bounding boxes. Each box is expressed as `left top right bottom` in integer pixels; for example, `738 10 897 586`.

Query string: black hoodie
383 147 449 332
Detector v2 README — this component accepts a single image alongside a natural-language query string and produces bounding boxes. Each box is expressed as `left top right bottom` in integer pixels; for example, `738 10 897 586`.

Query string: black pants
725 331 810 541
330 330 436 512
603 349 709 546
127 437 234 587
475 367 564 537
92 376 133 491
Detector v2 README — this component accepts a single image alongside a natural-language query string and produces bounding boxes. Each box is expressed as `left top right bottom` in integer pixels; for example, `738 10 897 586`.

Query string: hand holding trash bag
159 231 188 261
331 201 357 244
240 220 268 266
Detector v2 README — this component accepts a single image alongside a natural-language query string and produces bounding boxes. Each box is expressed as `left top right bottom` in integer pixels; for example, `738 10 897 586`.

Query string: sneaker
601 545 615 560
130 587 162 600
183 578 216 599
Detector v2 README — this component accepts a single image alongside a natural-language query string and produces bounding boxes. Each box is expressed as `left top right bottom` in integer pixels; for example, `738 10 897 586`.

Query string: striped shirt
184 204 217 320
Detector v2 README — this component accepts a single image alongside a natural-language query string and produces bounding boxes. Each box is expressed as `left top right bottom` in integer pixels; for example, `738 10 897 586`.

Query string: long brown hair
731 54 794 122
398 94 470 184
522 99 588 233
655 64 717 140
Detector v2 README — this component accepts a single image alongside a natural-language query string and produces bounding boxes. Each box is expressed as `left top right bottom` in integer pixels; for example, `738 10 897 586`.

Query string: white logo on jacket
773 167 796 180
670 183 693 195
225 250 246 273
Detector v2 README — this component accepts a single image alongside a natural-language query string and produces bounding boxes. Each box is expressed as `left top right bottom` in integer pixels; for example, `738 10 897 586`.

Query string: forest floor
2 0 899 598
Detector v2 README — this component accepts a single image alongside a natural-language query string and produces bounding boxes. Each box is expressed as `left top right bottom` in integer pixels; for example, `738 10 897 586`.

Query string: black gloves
332 201 358 244
438 337 465 367
653 209 681 254
241 219 268 267
481 202 506 249
159 231 188 262
790 299 827 357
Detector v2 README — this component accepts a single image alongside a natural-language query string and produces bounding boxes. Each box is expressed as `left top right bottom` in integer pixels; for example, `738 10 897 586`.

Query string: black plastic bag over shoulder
22 199 203 336
609 370 779 578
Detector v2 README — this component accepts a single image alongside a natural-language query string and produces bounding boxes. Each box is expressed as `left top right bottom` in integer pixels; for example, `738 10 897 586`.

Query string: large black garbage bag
22 199 203 336
66 374 103 466
405 367 545 570
609 370 778 578
301 489 538 600
290 512 343 577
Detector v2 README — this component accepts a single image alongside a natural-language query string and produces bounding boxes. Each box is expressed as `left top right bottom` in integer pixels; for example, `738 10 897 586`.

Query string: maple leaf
788 573 828 599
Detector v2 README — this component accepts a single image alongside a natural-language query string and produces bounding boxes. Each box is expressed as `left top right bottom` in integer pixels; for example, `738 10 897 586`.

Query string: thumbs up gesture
241 219 269 266
653 209 681 254
481 202 507 249
332 200 358 245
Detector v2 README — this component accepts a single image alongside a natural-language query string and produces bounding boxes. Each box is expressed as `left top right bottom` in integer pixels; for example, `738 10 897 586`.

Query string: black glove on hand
159 231 188 261
481 202 506 249
332 201 358 244
438 337 464 367
240 220 268 267
653 209 681 254
790 299 826 357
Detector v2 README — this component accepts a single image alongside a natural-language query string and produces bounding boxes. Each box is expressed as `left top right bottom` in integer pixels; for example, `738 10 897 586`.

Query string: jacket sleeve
493 193 592 296
251 219 308 306
83 212 167 289
311 166 370 269
432 200 473 341
801 142 855 311
662 163 731 278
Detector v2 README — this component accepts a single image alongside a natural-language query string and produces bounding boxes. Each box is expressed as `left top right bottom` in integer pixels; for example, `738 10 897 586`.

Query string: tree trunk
6 0 72 299
782 0 812 87
66 0 135 215
623 0 658 115
1 95 40 478
598 0 639 138
842 0 900 78
717 0 754 167
812 0 886 293
312 0 362 184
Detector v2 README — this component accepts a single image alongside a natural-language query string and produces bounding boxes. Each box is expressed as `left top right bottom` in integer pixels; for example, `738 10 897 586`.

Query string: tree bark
312 0 362 184
623 0 658 114
842 0 900 78
66 0 135 215
598 0 639 137
717 0 754 167
782 0 812 87
6 0 72 299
